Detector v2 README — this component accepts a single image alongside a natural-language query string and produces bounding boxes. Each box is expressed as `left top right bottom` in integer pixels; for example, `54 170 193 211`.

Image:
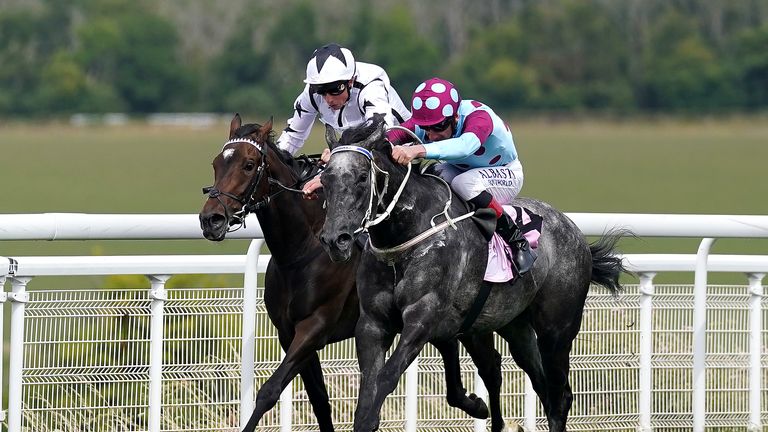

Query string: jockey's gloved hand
302 175 323 200
320 148 331 164
392 144 426 166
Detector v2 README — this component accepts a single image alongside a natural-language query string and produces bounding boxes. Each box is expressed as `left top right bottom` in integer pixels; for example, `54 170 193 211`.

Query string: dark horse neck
368 152 468 249
255 145 324 268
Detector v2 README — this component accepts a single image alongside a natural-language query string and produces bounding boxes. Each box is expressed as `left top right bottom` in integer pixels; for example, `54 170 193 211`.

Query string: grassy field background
1 115 767 287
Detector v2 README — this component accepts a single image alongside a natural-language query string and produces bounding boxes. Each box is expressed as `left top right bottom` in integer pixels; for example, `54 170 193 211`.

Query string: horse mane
338 118 382 146
338 115 394 159
236 122 321 180
233 122 275 143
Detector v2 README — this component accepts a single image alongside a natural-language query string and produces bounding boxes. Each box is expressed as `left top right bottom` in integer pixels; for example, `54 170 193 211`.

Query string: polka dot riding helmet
410 77 461 126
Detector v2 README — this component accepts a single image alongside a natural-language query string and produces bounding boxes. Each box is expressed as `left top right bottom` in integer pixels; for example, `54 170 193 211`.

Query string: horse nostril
336 233 353 248
206 213 226 230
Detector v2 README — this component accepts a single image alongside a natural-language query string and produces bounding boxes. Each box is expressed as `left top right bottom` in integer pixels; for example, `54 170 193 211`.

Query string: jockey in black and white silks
276 43 411 156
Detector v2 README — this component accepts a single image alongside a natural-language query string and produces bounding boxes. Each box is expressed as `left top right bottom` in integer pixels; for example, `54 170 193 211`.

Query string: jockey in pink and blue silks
388 77 535 274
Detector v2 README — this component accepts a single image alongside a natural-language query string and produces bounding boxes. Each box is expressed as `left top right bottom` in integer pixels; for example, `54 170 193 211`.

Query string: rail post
0 274 7 425
240 239 264 428
638 272 656 431
147 274 170 432
747 272 765 432
693 238 715 432
7 276 32 432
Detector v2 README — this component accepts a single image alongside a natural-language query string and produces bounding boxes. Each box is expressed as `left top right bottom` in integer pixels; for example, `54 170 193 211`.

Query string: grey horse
318 117 628 432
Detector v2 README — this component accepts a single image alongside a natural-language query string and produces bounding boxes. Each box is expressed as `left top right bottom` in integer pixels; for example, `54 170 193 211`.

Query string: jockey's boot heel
496 213 536 275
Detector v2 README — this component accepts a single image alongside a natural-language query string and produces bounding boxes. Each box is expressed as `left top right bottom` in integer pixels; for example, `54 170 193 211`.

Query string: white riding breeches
436 158 524 205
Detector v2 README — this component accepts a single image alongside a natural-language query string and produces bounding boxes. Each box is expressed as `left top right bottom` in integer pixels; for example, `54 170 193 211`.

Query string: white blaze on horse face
222 148 235 160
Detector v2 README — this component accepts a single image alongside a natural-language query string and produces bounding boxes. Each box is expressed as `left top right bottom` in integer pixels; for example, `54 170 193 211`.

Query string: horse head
199 113 274 241
319 115 390 262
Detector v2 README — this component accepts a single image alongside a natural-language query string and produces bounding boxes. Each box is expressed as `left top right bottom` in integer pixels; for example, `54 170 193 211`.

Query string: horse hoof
466 393 490 419
354 415 380 432
501 420 524 432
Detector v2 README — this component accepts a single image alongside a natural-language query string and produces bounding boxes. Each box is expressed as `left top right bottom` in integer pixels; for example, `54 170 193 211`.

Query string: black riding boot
495 213 536 275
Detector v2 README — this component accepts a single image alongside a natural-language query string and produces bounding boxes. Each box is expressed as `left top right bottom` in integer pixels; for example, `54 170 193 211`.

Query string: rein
202 138 320 232
367 212 475 256
330 127 475 258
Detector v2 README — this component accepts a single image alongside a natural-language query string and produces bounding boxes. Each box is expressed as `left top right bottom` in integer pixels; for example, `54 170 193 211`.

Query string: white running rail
1 212 767 432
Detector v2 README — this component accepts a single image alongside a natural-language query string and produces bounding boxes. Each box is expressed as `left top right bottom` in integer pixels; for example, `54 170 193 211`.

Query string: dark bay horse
318 117 629 432
199 114 504 432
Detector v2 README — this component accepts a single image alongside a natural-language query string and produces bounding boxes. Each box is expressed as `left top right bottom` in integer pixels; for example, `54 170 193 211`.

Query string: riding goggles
314 81 348 96
421 116 454 132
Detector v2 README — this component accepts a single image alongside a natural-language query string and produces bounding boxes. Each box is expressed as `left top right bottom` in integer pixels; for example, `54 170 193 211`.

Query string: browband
330 145 373 160
222 138 263 151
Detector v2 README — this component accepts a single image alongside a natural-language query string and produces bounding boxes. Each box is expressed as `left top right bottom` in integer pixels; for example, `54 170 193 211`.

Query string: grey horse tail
589 229 634 296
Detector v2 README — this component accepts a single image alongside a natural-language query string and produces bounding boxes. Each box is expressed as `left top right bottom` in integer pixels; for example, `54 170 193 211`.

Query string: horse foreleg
243 318 333 432
299 352 334 431
431 339 490 419
355 317 431 431
354 313 396 432
459 332 505 432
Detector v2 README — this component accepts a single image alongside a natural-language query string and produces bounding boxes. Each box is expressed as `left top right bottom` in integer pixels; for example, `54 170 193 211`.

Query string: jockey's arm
424 110 493 160
359 80 397 126
423 133 481 160
389 117 427 165
276 87 319 155
386 117 418 145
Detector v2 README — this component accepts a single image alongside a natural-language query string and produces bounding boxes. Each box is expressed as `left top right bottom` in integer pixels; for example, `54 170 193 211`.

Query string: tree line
1 0 767 118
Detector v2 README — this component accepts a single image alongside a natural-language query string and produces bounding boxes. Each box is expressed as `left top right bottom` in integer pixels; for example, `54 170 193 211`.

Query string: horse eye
244 162 255 171
357 171 369 183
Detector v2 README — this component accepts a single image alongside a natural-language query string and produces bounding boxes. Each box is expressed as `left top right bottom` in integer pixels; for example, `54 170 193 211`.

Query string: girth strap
458 282 494 335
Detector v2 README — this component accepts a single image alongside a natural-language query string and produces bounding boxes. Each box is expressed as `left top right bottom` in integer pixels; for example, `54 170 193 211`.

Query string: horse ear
361 120 385 149
325 124 339 149
229 113 242 139
256 116 273 143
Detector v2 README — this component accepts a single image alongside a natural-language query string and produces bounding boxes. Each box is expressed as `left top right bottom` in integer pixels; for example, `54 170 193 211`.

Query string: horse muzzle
199 211 229 242
319 231 354 262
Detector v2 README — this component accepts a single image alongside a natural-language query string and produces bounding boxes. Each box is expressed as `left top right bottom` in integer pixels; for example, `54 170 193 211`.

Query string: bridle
330 144 412 235
202 137 318 232
329 126 475 256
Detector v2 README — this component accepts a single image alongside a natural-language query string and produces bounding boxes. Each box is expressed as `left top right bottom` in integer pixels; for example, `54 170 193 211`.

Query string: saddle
475 205 543 283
